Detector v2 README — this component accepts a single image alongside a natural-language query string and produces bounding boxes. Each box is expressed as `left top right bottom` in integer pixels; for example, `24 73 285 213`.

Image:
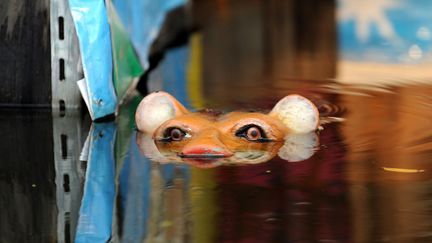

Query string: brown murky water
124 80 432 243
1 80 432 243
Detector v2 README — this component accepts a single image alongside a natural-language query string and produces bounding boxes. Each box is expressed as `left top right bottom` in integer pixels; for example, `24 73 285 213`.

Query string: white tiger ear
135 91 189 134
269 95 319 133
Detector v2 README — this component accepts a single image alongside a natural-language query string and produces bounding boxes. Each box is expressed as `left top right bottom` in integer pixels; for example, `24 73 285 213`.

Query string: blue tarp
69 0 187 119
161 46 191 108
72 1 194 239
69 0 117 119
111 0 186 68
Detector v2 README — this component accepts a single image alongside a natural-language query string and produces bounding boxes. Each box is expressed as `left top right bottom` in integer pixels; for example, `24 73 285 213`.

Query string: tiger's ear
135 91 189 134
269 94 319 133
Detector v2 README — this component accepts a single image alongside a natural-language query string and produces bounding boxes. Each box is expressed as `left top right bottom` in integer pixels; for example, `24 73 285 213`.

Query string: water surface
1 81 432 242
112 81 432 243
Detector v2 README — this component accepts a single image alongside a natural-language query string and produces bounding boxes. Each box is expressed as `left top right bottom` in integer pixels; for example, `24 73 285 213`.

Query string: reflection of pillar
53 111 87 243
215 162 285 243
377 86 432 241
0 111 57 242
341 88 390 242
144 164 191 243
341 85 432 242
161 166 188 242
283 122 349 242
189 168 218 243
382 86 432 171
143 163 164 242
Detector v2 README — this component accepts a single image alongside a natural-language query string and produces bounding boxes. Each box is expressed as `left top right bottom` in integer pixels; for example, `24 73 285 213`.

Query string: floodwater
2 80 432 243
124 81 432 243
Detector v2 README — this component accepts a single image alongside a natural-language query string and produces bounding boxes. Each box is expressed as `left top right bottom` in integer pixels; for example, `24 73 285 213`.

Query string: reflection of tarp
75 123 116 243
69 0 117 120
112 99 159 241
117 133 151 242
110 74 191 241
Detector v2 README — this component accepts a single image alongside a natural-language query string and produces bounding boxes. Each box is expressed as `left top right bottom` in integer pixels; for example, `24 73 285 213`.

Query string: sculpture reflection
136 131 319 167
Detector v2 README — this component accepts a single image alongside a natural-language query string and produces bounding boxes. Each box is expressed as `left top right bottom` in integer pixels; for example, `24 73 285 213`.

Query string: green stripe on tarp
107 1 144 101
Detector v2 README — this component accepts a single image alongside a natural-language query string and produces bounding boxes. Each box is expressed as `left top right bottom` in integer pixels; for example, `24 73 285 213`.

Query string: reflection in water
75 123 116 243
2 82 432 242
125 120 347 242
278 132 319 162
341 84 432 182
137 131 319 167
124 82 432 242
341 84 432 242
53 111 88 243
0 110 57 243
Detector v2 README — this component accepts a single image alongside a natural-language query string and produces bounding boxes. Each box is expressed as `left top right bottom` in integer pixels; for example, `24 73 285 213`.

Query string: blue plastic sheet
75 123 116 243
161 46 191 108
69 0 117 119
111 0 186 68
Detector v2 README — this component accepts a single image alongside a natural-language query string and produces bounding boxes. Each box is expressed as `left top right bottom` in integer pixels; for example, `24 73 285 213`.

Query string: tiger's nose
179 130 233 158
180 146 232 158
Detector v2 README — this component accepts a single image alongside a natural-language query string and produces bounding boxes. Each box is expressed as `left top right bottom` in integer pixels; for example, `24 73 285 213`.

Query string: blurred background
1 0 432 242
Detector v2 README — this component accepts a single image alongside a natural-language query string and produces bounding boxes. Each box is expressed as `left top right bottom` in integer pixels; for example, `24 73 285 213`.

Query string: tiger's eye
170 128 185 141
246 127 262 140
